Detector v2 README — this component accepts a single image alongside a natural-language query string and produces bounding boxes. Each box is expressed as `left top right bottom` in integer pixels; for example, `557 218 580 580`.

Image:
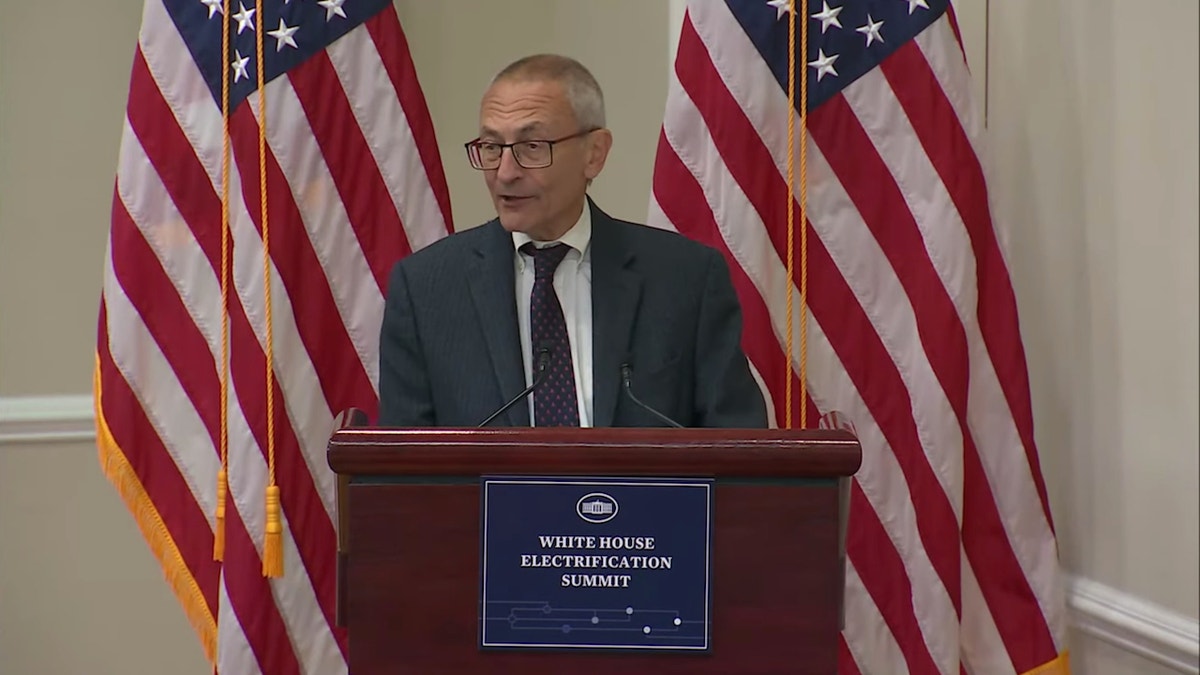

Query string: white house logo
576 492 619 524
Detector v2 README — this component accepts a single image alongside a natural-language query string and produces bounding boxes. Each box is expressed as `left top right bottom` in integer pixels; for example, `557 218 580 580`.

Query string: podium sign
480 476 714 651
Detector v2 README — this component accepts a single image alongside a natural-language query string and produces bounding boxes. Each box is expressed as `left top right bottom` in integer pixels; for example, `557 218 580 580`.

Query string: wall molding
1 394 1198 671
1068 574 1199 673
0 394 95 444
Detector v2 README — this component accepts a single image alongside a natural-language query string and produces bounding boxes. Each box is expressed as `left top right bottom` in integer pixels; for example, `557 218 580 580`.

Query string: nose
494 146 524 182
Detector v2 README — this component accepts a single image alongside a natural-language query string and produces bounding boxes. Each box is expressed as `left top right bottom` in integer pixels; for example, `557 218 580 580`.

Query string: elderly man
377 54 766 429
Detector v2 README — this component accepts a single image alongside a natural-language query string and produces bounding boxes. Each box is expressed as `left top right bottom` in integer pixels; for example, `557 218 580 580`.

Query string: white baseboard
1 394 1198 671
1068 574 1199 673
0 394 95 444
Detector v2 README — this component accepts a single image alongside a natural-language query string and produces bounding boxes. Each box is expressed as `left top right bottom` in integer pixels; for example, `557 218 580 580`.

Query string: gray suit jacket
377 200 767 428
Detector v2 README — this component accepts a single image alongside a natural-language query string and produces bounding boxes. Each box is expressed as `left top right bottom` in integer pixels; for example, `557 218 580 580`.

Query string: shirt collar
512 201 592 260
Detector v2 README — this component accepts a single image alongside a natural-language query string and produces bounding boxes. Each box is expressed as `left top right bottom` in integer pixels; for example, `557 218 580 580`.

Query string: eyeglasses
464 129 597 170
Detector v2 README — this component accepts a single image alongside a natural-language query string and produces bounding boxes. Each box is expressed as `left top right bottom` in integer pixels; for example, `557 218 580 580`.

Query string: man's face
478 78 610 241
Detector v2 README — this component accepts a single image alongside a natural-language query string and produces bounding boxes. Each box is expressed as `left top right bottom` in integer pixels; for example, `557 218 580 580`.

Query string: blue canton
728 0 949 112
164 0 391 109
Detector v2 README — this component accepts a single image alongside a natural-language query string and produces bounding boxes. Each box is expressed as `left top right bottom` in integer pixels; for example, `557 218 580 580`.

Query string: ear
583 129 613 181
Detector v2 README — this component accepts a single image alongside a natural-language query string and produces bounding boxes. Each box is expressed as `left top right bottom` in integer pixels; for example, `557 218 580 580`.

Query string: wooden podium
327 426 860 674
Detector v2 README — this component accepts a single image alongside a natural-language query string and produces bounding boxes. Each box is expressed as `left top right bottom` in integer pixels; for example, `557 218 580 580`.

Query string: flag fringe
93 356 218 666
1020 650 1071 675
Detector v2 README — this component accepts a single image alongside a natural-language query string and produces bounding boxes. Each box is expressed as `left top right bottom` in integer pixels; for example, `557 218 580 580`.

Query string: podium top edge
326 427 862 479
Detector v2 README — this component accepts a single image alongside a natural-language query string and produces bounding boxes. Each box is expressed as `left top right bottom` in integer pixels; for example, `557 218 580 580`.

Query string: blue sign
480 476 713 651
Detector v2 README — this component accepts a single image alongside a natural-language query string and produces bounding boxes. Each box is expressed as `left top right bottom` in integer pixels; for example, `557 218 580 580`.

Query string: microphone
619 362 684 428
478 346 552 427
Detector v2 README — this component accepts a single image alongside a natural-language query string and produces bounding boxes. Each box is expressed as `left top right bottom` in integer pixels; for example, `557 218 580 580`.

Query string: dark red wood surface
328 428 859 674
328 427 861 478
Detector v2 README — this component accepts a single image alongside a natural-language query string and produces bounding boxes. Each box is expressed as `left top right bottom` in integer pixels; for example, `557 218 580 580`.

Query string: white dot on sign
591 616 599 625
625 607 633 615
643 626 651 634
673 617 682 626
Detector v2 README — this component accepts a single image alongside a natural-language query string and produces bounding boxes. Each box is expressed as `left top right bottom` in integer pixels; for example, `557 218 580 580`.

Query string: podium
327 426 861 674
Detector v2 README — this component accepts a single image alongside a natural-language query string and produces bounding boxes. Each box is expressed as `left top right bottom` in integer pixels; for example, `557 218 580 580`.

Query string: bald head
490 54 606 131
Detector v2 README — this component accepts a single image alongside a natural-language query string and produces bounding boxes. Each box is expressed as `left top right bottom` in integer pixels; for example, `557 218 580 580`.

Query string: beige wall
983 0 1199 671
0 438 208 674
0 0 141 396
1 1 1196 674
992 0 1200 612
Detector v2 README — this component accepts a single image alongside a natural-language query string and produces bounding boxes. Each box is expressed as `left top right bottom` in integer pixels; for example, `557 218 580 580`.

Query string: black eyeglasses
464 129 597 170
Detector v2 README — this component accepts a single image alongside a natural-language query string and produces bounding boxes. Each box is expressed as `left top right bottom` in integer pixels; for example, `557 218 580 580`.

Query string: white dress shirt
513 205 594 427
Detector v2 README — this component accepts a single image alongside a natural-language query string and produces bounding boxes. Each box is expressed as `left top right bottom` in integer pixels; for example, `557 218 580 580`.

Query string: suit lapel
590 204 643 428
467 221 529 426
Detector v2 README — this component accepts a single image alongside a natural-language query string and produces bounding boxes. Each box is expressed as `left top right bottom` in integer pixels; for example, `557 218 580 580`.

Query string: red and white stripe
98 1 452 672
650 2 1067 673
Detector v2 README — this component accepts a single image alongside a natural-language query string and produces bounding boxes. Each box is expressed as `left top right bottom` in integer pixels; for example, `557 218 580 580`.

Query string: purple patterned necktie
521 242 580 427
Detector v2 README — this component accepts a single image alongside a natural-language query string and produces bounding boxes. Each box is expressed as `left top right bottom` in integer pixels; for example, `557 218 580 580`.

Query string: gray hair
490 54 606 130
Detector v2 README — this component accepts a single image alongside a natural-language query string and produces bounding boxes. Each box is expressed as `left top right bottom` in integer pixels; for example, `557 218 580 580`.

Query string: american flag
94 0 451 672
650 1 1070 673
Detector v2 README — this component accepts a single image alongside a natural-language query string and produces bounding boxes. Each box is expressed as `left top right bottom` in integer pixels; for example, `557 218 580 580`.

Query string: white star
904 0 930 14
807 48 839 81
231 50 250 82
268 18 299 51
317 0 347 21
811 2 843 34
766 0 791 20
200 0 223 19
232 4 255 33
856 14 884 46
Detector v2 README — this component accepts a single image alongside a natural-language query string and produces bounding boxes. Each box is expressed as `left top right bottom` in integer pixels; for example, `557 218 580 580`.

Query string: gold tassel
213 469 227 561
262 484 283 577
250 0 281 582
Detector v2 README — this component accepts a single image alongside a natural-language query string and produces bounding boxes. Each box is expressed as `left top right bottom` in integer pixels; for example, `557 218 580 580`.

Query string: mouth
499 195 533 206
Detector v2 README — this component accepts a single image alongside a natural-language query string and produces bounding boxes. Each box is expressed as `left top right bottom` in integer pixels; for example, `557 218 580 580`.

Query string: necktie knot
521 242 572 282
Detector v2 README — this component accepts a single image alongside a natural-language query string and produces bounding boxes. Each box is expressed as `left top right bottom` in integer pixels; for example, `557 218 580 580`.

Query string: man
378 54 766 429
